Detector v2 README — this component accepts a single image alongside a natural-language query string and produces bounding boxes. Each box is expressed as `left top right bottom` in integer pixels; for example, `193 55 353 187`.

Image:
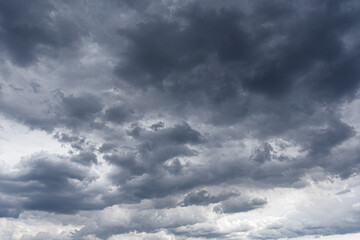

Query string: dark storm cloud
306 120 355 157
213 197 267 214
150 121 164 131
57 92 104 132
180 189 238 207
1 0 360 239
0 0 84 66
0 153 104 215
106 122 204 191
117 0 151 11
108 119 356 204
250 143 273 164
71 151 98 166
53 132 90 151
243 1 360 99
116 0 360 103
104 105 134 124
62 93 103 121
0 199 20 218
111 119 355 201
105 153 145 179
0 89 105 134
155 122 204 144
116 5 250 103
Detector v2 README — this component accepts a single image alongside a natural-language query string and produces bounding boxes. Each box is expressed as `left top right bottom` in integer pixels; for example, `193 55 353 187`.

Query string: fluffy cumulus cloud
0 0 360 239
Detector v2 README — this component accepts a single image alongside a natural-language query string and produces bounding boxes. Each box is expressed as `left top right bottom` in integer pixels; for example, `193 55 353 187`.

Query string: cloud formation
0 0 360 239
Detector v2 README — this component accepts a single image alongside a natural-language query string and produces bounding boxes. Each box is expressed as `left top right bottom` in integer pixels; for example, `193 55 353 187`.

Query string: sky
0 0 360 239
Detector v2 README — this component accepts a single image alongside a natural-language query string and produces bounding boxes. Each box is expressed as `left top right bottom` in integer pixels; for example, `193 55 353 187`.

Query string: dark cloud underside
0 0 360 239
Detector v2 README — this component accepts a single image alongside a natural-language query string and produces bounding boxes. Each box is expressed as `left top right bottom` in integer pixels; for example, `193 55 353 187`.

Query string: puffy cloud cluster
0 0 360 239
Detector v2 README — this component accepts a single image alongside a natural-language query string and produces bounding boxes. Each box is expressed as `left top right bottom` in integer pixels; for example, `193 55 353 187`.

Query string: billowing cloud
0 153 104 215
0 0 84 66
0 0 360 239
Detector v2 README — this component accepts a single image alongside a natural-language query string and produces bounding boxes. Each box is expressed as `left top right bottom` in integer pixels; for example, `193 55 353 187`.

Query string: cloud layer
0 0 360 239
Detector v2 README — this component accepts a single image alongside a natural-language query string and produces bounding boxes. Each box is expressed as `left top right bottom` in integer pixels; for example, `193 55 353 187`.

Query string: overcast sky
0 0 360 239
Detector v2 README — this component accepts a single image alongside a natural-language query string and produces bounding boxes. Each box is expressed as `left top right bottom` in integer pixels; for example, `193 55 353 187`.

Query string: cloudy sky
0 0 360 239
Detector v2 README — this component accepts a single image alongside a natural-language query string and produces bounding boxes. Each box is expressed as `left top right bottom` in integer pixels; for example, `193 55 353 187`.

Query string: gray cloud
0 0 360 239
61 93 103 121
0 0 84 66
116 0 360 104
250 143 274 164
213 197 267 214
104 122 205 201
180 189 238 207
104 105 134 124
0 153 104 215
71 151 98 166
150 121 164 131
